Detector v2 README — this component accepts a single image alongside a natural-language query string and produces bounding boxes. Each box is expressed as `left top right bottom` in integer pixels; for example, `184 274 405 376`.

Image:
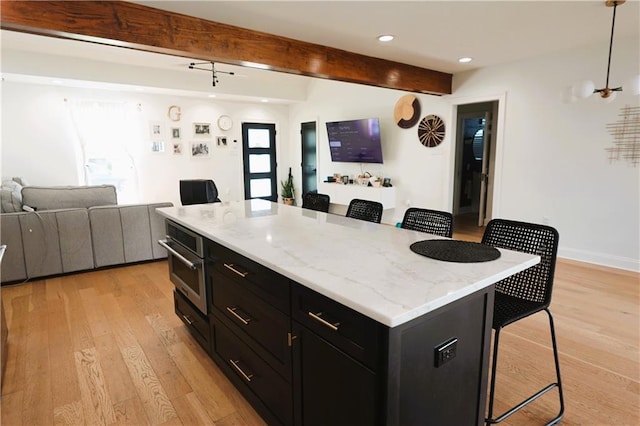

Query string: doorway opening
453 101 498 229
300 121 317 196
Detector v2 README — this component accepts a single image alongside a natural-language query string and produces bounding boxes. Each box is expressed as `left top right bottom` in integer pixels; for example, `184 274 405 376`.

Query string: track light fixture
594 0 625 99
188 61 235 87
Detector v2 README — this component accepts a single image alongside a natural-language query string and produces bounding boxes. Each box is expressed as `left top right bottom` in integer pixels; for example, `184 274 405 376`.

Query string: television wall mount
188 61 235 87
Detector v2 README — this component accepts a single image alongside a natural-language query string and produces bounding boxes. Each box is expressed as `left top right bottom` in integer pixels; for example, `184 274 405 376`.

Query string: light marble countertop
157 200 539 328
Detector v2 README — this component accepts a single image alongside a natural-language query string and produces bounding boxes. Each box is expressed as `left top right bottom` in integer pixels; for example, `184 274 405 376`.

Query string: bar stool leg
545 308 565 425
485 328 502 425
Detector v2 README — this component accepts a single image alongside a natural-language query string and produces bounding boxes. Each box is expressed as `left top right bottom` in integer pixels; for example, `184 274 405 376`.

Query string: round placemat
410 239 501 263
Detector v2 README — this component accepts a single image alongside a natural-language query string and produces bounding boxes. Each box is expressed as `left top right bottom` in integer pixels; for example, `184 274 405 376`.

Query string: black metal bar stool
482 218 564 426
302 192 330 213
345 198 383 223
400 207 453 237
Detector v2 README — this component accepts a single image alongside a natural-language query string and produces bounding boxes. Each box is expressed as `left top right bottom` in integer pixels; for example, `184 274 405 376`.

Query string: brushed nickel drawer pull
288 332 298 347
226 306 252 325
229 359 254 382
182 314 193 325
159 239 199 270
224 263 249 278
308 311 340 331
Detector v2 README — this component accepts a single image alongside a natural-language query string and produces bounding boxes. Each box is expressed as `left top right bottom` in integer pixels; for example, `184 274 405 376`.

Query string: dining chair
482 219 564 425
345 198 383 224
302 192 330 213
179 179 221 205
400 207 453 238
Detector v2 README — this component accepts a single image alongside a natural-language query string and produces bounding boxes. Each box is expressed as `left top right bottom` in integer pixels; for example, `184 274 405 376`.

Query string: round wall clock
393 94 421 129
217 115 233 131
418 114 446 147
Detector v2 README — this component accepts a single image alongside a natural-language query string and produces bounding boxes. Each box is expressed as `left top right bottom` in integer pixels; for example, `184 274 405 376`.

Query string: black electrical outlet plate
434 337 458 367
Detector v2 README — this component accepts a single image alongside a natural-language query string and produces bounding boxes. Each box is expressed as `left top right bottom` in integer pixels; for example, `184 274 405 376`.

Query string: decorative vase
283 197 294 205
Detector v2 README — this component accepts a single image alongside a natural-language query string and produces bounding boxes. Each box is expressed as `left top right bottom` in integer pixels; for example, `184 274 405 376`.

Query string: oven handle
158 239 199 270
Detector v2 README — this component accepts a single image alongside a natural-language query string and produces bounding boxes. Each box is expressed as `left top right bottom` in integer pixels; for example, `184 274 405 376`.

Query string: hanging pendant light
188 61 235 87
593 0 625 99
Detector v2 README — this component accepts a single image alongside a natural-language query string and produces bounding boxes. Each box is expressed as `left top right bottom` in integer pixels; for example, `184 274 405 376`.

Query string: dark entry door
301 122 317 196
242 122 277 201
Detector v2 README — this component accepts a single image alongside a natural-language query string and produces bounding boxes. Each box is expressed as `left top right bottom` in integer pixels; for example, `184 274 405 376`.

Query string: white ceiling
1 0 639 100
131 0 640 73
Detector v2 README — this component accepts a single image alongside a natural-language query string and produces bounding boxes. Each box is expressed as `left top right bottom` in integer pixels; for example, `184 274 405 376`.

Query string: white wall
451 36 640 271
0 82 290 207
288 80 452 223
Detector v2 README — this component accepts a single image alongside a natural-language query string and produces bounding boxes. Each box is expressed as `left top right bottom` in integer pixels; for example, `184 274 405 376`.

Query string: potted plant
281 175 295 205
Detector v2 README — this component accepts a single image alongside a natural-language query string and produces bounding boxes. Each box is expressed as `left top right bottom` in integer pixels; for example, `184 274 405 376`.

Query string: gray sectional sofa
0 181 172 284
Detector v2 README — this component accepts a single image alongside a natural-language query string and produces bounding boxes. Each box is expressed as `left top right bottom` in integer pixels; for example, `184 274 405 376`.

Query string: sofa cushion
1 180 23 213
21 185 117 210
149 202 173 259
120 205 153 263
0 212 28 282
19 211 64 278
56 209 95 273
89 205 125 268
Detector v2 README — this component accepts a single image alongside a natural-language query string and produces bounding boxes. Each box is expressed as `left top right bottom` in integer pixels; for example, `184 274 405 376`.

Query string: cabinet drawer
206 240 290 313
211 272 291 379
174 290 210 352
292 284 386 370
213 320 292 426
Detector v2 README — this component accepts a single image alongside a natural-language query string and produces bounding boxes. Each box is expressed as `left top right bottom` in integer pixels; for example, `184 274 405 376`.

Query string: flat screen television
326 118 384 164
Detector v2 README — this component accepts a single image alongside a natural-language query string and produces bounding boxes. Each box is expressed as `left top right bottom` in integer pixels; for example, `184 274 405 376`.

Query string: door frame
300 121 318 197
241 121 278 202
449 93 506 223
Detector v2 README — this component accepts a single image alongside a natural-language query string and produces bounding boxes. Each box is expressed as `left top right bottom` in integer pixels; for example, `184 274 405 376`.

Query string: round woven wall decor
417 114 446 147
394 94 421 129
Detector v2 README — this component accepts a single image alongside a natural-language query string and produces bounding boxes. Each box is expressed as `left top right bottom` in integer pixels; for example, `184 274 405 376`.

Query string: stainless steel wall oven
159 220 207 314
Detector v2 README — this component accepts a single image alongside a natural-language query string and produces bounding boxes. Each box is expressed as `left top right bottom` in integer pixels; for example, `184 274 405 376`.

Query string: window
68 100 139 203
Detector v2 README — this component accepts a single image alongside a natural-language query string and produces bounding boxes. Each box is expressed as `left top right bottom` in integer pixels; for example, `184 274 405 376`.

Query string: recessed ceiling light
261 99 269 103
52 79 62 84
458 57 473 63
377 34 394 42
208 94 216 98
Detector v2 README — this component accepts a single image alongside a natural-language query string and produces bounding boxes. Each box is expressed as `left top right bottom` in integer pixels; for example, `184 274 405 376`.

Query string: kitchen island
157 200 539 426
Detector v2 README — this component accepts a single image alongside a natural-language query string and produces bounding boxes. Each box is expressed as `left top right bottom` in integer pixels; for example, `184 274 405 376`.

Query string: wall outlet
434 338 458 367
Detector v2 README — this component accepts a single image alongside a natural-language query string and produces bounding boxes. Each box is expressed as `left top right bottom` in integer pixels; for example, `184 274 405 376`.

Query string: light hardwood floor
1 221 638 425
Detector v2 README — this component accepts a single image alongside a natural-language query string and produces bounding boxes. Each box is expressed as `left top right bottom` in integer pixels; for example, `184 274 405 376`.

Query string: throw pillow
0 188 22 212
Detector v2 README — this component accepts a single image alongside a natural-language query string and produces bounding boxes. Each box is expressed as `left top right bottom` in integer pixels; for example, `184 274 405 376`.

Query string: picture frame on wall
191 141 210 157
149 121 163 139
171 127 181 139
193 122 211 137
151 141 165 153
172 142 183 155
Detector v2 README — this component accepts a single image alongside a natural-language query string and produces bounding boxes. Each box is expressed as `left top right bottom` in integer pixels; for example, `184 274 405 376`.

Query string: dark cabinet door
292 321 379 426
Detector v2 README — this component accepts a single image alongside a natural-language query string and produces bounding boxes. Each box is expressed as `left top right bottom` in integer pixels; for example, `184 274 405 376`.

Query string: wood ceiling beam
0 1 452 95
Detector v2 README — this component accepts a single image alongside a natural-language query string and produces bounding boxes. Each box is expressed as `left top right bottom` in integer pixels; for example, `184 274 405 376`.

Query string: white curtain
67 100 140 204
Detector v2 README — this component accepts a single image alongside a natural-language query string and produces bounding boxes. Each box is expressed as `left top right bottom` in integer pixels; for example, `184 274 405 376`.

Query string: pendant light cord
604 2 618 89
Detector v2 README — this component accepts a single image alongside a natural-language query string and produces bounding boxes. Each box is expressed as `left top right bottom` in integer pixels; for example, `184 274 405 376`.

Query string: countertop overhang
157 200 539 327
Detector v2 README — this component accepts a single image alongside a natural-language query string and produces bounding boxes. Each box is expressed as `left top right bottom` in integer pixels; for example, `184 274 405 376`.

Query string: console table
318 182 396 208
157 201 538 425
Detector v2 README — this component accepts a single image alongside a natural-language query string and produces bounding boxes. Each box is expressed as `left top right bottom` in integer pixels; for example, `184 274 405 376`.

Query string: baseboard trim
558 247 640 273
